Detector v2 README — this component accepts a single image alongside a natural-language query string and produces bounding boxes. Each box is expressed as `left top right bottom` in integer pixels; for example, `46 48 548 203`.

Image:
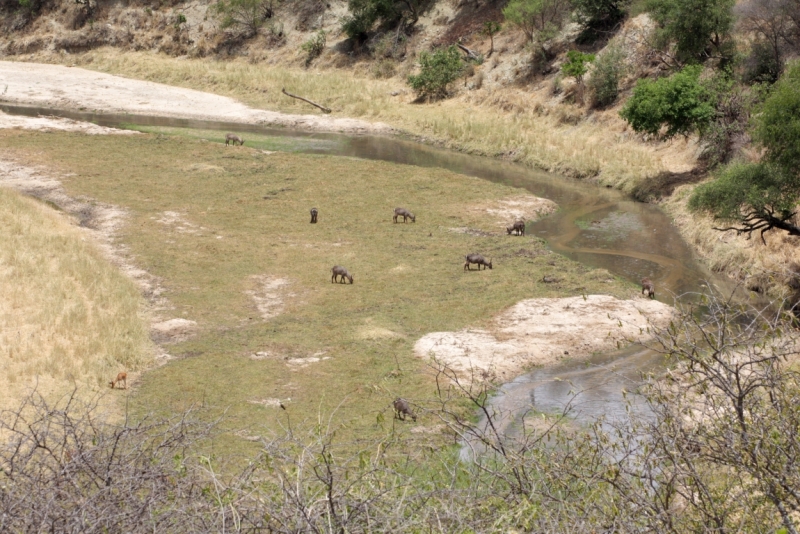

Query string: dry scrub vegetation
0 183 151 410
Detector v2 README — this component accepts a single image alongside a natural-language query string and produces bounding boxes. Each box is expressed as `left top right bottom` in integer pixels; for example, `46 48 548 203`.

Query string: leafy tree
587 44 625 107
502 0 571 46
573 0 630 34
645 0 736 63
213 0 278 37
690 62 800 239
407 46 464 100
481 21 502 57
561 50 595 81
620 65 715 138
561 50 595 103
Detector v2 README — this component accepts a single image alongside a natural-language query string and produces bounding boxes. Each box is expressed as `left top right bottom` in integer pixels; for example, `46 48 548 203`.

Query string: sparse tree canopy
213 0 278 37
736 0 800 82
620 65 715 138
645 0 736 63
502 0 571 44
689 62 800 240
407 45 464 99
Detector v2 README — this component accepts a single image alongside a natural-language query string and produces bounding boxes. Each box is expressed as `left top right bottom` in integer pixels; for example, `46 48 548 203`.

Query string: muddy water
1 104 721 436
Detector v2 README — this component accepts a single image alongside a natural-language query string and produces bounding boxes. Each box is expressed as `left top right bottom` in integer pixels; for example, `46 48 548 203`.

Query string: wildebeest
464 253 492 271
393 207 415 223
331 265 354 284
310 207 318 224
225 133 244 146
641 277 655 299
393 398 416 422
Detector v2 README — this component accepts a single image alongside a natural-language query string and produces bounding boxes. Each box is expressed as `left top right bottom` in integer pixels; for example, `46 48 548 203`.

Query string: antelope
464 253 492 271
225 133 244 146
109 372 127 390
641 278 655 299
393 207 415 223
393 398 416 422
310 207 318 224
506 219 525 236
331 265 354 284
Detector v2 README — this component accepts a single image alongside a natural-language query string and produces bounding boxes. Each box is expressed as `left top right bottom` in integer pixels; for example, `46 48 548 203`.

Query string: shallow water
0 104 727 438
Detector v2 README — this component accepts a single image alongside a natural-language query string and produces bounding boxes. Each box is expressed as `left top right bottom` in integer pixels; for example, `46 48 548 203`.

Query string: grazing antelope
464 253 492 271
310 207 318 224
109 372 127 390
225 133 244 146
331 265 354 284
393 207 416 223
393 398 416 422
641 278 655 299
506 219 525 236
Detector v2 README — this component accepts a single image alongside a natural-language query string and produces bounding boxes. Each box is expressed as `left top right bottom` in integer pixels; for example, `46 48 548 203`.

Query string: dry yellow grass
0 186 152 409
663 182 800 298
37 48 688 188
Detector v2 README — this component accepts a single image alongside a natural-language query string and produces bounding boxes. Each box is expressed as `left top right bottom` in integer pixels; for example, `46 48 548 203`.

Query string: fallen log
456 43 480 61
281 88 332 114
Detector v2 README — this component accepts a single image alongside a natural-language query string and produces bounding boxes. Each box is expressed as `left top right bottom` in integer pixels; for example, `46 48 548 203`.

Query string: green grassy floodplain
1 128 635 456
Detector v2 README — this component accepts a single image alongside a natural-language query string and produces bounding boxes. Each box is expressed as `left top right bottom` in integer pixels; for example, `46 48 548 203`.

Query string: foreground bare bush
2 289 799 532
0 391 229 532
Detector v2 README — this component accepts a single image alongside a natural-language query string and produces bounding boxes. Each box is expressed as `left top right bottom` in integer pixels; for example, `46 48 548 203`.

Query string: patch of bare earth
415 295 674 381
245 275 297 320
451 195 558 235
0 110 138 135
0 61 393 135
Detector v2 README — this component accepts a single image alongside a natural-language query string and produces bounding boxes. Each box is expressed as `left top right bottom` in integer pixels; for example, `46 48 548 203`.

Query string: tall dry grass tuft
0 187 151 409
61 49 679 188
663 182 800 299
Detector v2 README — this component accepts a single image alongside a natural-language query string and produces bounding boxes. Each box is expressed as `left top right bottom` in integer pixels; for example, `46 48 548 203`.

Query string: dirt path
0 61 394 134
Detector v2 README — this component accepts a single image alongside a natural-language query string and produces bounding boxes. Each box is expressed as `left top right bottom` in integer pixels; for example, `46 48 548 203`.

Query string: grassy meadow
0 128 635 453
0 182 151 410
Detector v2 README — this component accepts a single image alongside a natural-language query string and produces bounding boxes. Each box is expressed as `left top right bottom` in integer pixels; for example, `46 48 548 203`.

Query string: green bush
407 46 464 100
644 0 735 64
689 62 800 238
619 65 715 138
561 50 595 81
754 61 800 171
588 45 625 107
742 40 783 85
301 30 326 66
573 0 630 39
341 0 422 42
